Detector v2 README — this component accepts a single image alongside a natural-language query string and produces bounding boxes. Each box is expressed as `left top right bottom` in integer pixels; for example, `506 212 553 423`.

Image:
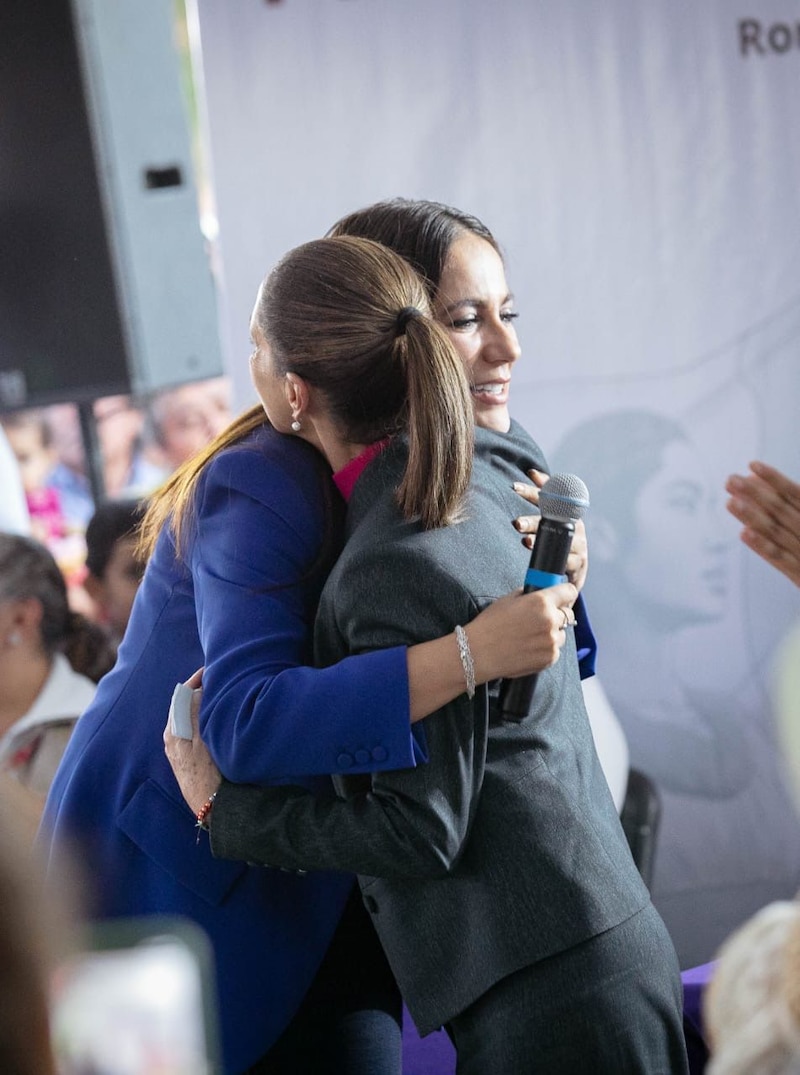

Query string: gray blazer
212 421 649 1035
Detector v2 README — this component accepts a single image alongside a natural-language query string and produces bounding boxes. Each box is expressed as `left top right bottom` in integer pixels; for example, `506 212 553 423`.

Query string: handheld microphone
499 472 590 722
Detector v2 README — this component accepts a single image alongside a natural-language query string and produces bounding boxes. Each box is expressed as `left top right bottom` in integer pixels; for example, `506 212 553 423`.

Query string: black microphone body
499 473 589 722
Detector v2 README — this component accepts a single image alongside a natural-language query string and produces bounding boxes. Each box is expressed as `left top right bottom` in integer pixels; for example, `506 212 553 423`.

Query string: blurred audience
726 461 800 588
44 403 95 529
1 410 92 610
0 425 30 535
4 384 232 532
0 534 115 841
83 499 147 648
92 394 158 499
3 386 230 650
92 382 233 500
2 409 70 543
142 376 233 478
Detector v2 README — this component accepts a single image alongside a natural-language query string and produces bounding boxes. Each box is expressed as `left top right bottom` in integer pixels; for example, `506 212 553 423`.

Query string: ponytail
393 312 473 528
61 611 116 683
260 235 474 530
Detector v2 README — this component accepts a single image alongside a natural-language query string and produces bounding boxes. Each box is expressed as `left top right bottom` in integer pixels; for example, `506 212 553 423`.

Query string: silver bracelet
455 624 476 700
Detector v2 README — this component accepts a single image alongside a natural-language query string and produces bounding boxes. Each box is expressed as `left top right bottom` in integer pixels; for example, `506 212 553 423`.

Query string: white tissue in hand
168 682 197 740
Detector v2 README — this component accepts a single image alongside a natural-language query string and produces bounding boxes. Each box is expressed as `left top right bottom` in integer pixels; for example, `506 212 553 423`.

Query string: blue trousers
248 886 401 1075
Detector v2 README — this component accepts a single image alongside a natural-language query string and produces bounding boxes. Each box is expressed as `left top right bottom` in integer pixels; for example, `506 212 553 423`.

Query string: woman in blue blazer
38 235 563 1075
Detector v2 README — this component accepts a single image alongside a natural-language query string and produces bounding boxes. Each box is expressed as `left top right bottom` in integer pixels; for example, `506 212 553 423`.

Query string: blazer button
336 752 354 768
354 748 371 765
363 895 379 914
371 746 387 762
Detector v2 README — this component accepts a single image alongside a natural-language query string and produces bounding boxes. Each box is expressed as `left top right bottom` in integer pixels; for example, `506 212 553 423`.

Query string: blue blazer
40 427 420 1074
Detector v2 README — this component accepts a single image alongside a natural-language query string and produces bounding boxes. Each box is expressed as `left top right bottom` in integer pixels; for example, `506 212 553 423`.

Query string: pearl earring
291 419 302 432
7 630 21 646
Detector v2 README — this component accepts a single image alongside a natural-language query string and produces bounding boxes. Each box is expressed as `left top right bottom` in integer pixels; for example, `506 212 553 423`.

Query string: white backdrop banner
194 0 800 966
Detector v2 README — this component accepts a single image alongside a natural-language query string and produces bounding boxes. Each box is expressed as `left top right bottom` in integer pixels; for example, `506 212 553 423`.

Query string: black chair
619 767 661 889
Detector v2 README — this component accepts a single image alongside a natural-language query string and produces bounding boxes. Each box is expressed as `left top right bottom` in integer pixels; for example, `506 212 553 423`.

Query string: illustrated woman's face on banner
620 437 733 626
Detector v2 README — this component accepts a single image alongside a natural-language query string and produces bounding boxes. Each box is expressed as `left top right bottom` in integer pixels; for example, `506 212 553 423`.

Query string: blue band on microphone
525 568 567 590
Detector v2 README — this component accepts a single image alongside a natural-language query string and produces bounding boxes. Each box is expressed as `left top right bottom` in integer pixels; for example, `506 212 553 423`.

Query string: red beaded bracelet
195 792 217 843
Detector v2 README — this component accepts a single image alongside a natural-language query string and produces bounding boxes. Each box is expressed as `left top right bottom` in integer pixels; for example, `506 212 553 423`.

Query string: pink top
332 438 391 502
26 486 66 541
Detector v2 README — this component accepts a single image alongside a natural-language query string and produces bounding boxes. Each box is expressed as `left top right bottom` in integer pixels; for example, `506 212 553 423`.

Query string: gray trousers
447 902 689 1074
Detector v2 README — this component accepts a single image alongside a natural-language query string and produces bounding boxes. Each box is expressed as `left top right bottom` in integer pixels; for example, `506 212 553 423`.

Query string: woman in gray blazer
166 213 688 1073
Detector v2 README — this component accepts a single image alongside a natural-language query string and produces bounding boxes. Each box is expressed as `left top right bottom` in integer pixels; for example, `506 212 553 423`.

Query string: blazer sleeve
210 544 487 879
574 594 597 679
187 448 421 783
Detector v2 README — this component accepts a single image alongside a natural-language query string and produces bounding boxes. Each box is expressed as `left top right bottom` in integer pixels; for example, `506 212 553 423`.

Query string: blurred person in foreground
703 900 800 1075
0 818 59 1075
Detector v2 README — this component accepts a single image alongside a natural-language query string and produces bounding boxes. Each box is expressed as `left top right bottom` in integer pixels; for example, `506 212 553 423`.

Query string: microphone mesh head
538 473 590 522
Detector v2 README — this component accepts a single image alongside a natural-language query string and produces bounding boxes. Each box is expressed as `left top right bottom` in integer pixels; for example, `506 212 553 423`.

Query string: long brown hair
257 235 473 529
137 405 265 560
139 236 473 557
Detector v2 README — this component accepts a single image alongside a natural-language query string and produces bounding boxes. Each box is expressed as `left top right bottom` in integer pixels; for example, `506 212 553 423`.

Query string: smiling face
434 233 521 433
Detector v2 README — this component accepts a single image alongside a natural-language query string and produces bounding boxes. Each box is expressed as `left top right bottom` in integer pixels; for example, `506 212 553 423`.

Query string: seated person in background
726 461 800 588
83 499 147 648
703 899 800 1075
0 534 115 840
41 403 95 530
93 394 160 500
141 377 234 484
